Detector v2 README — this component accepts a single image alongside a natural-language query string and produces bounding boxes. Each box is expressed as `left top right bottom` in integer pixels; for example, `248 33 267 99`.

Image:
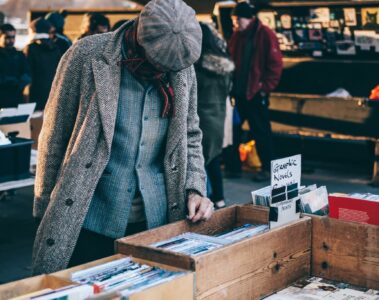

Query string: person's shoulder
23 42 37 55
62 32 111 64
73 32 111 56
14 48 26 57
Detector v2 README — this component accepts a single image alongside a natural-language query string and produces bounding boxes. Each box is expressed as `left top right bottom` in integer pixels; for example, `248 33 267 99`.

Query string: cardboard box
0 122 31 139
0 275 72 300
53 254 194 300
116 205 312 299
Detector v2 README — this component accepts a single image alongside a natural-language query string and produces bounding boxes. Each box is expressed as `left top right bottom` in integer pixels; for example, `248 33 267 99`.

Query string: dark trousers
68 221 146 267
235 94 274 172
206 155 224 202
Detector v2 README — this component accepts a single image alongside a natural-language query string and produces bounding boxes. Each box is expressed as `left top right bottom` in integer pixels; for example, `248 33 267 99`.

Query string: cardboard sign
271 154 301 189
269 155 302 229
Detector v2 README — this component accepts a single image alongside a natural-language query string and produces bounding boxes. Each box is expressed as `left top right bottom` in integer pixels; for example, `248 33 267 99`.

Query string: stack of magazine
252 185 328 216
11 285 93 300
151 223 269 256
70 257 185 297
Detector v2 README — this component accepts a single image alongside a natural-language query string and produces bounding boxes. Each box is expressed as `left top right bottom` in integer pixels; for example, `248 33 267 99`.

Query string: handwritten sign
271 154 301 189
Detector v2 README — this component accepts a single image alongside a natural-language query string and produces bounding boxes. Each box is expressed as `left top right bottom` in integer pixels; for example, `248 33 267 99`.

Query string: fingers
187 195 200 220
191 198 214 223
202 202 214 221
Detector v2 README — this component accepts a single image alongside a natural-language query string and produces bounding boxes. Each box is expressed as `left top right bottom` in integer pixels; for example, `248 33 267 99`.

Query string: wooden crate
53 254 194 300
116 205 312 299
0 274 72 300
311 215 379 289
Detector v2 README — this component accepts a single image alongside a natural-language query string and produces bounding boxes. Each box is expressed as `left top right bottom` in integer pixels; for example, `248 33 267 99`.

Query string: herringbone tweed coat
32 21 206 275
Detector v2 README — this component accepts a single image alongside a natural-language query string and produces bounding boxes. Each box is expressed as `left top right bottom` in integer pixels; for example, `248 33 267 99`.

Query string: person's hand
187 193 214 223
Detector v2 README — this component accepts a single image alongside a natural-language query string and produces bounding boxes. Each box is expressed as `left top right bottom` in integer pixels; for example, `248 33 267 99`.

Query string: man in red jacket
228 1 283 181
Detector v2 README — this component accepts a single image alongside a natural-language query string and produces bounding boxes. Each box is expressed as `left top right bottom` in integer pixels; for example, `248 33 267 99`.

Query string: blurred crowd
0 12 112 110
0 1 283 208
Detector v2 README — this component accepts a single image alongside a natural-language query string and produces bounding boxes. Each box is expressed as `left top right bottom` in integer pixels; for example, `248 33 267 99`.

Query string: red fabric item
121 21 174 118
228 19 283 100
329 195 379 226
369 84 379 100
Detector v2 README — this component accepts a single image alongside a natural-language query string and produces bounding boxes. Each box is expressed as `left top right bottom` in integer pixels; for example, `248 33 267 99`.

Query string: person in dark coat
78 13 110 40
0 23 31 108
228 1 283 181
196 22 234 209
45 11 72 55
24 18 62 111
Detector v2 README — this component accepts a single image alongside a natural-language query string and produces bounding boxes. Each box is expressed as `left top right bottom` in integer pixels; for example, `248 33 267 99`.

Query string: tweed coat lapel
92 22 131 152
167 71 187 155
92 59 120 152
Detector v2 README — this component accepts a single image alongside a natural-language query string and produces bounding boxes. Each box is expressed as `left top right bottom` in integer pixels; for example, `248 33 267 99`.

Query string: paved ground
0 161 377 284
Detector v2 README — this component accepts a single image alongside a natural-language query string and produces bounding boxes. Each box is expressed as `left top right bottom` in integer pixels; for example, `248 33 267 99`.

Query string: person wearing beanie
32 0 213 275
24 17 62 110
227 1 283 181
45 11 72 55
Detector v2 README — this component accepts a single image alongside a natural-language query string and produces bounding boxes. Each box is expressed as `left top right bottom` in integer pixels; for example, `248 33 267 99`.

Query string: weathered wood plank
312 216 379 289
194 218 311 295
198 252 310 300
236 205 269 226
0 275 72 300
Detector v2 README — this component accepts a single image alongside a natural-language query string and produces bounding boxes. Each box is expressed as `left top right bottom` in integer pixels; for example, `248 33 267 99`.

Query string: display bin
53 254 194 300
311 215 379 289
116 205 312 299
0 137 33 183
0 275 73 300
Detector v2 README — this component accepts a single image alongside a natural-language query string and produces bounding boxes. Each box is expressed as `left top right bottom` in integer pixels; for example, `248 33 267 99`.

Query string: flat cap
137 0 202 72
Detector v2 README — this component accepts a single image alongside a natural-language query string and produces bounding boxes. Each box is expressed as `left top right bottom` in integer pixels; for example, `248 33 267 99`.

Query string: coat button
65 198 74 206
46 238 55 246
171 202 178 210
85 162 92 169
171 165 178 172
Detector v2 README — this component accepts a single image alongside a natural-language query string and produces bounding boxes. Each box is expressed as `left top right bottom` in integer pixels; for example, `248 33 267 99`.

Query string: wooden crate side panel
198 253 310 300
116 244 196 271
0 275 72 300
129 273 194 300
236 205 269 225
194 218 312 295
118 206 237 246
312 216 379 289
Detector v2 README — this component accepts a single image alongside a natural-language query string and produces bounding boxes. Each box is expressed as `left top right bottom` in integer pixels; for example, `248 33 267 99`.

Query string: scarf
120 22 175 118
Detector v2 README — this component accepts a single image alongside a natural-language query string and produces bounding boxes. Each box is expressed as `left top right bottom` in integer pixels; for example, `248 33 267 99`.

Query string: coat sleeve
33 45 82 219
261 29 283 93
185 66 207 197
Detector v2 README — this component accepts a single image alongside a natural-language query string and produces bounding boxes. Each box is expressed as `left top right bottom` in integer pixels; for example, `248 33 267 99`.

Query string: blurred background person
24 17 61 111
228 1 283 181
45 11 72 55
111 19 128 31
78 12 110 40
196 22 234 209
0 23 31 108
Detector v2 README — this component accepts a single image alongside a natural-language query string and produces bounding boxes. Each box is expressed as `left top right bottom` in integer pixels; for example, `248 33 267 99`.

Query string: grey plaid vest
83 65 169 238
